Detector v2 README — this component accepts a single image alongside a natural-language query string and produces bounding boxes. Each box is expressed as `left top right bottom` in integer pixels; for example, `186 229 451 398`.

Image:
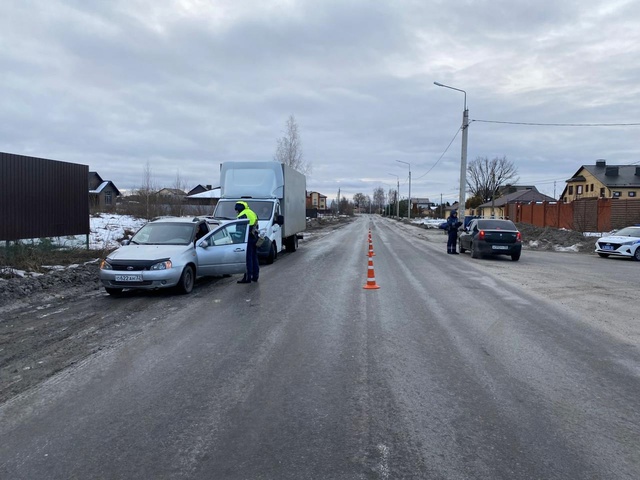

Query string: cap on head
451 209 457 215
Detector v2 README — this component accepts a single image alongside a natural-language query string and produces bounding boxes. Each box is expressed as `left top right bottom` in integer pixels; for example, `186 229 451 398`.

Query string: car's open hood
107 244 192 261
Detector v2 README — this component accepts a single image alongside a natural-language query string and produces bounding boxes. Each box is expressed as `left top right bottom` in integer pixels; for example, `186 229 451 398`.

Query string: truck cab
212 162 306 265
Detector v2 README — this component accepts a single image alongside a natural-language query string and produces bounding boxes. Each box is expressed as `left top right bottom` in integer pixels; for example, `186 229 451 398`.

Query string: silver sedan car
100 217 249 295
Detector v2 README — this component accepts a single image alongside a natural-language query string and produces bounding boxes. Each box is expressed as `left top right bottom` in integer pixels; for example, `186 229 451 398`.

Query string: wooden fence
508 198 640 232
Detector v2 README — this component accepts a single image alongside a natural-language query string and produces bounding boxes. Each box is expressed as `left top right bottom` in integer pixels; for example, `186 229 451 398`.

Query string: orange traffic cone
366 230 376 257
367 239 376 257
363 257 380 289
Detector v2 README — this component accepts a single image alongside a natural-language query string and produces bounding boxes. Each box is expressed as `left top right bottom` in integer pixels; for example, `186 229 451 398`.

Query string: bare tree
373 187 385 214
467 156 519 203
353 193 367 212
274 115 311 176
169 170 188 216
388 188 398 216
136 161 160 220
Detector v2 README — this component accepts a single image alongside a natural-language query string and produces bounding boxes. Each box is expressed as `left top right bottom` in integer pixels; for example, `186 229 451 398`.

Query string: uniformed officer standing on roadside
446 209 462 254
235 201 260 283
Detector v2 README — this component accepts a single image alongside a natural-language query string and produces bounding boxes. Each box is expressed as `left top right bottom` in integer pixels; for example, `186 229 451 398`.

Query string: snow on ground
55 214 146 250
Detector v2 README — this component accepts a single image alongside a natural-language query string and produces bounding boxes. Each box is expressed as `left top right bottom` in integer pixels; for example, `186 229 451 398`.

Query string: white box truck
212 161 306 264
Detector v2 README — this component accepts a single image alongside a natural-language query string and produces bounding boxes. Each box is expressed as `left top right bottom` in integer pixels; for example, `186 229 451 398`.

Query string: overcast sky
2 0 640 204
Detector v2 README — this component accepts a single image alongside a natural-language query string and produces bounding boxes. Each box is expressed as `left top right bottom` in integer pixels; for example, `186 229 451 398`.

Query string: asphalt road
1 215 639 479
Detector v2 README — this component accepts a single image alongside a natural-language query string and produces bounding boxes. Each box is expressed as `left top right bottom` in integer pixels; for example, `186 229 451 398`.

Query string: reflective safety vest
235 201 258 226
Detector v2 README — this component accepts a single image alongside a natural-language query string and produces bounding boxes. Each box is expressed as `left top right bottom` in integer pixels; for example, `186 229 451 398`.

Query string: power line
414 126 461 181
472 119 640 127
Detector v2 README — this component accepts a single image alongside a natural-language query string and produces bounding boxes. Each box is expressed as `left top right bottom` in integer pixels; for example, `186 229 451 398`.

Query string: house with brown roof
306 191 327 210
475 187 555 218
561 159 640 203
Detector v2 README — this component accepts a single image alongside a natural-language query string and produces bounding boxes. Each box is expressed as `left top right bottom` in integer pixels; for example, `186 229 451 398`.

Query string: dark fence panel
0 152 89 241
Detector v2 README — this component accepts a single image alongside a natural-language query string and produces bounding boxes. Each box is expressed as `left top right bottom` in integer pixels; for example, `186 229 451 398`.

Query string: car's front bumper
99 268 183 290
595 245 636 258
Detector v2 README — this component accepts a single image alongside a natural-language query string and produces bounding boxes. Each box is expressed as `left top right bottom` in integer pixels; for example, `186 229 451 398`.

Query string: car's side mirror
121 239 130 246
276 215 284 226
198 241 208 248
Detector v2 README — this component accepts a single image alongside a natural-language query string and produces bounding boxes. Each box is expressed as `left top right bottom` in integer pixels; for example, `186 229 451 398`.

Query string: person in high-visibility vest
235 201 260 283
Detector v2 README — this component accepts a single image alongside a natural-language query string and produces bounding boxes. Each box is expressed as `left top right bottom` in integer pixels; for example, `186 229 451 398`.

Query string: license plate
492 245 509 250
115 274 142 282
602 245 614 251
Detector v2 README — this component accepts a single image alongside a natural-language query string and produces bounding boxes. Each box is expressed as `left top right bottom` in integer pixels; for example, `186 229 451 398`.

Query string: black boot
237 275 251 284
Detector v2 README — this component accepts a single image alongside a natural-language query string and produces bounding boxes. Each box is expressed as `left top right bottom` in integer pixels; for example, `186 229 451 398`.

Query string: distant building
561 159 640 203
157 188 187 198
476 187 555 218
88 172 120 211
185 187 221 208
306 191 327 210
187 184 213 196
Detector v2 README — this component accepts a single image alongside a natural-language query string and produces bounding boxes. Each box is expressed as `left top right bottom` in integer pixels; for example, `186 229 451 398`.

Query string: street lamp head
433 81 444 87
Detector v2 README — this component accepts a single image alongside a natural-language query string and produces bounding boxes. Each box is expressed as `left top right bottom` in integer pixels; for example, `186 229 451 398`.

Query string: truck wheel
266 242 277 264
105 287 123 296
285 236 297 252
177 266 194 294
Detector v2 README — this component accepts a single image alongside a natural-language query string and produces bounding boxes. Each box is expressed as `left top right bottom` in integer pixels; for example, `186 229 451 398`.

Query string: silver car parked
99 216 249 295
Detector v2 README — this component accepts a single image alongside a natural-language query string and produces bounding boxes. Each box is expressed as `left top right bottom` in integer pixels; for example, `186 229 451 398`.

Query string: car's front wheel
177 265 195 294
634 248 640 261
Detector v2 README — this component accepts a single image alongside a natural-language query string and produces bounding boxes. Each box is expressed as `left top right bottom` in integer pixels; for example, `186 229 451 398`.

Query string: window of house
613 191 621 198
600 187 605 198
568 186 574 195
105 192 112 205
576 185 583 194
629 191 637 197
590 184 594 192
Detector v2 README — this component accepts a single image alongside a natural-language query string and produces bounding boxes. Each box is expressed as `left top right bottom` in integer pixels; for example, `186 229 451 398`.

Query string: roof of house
187 187 221 199
157 188 187 195
478 189 555 208
89 181 121 196
573 163 640 188
88 171 103 182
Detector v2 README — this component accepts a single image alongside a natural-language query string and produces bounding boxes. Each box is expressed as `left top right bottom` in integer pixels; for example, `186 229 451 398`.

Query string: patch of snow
554 244 582 252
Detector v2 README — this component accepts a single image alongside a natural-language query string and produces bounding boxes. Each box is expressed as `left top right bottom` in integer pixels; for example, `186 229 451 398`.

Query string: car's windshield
131 223 194 245
214 200 274 220
613 227 640 237
477 219 517 230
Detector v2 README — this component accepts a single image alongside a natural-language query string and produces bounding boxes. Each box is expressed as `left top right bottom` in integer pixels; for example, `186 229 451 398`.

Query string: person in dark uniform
235 201 260 283
446 210 462 254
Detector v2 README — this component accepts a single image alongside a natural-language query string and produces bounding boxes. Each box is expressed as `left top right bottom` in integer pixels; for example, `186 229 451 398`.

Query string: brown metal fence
0 152 89 241
508 198 640 232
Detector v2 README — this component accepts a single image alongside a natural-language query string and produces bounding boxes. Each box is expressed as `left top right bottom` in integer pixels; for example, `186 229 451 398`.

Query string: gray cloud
1 0 639 202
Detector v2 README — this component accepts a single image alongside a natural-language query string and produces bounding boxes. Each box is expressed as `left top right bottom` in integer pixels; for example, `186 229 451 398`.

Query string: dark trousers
447 231 458 253
246 235 259 280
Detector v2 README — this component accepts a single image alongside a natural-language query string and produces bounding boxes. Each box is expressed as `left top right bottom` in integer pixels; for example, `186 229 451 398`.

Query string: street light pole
396 160 411 221
388 173 400 218
434 81 468 227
